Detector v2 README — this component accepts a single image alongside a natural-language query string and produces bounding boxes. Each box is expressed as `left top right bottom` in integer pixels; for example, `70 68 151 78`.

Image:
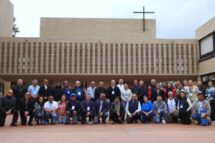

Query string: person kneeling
153 95 168 124
0 90 18 127
44 95 58 124
110 96 125 124
126 94 141 123
19 92 35 126
34 96 45 125
66 93 81 124
80 95 94 124
178 91 192 125
166 91 179 123
141 96 154 123
192 93 211 126
94 93 110 124
57 95 67 124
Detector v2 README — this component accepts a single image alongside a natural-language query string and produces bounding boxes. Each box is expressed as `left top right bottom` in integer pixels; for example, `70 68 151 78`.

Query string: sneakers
162 120 166 124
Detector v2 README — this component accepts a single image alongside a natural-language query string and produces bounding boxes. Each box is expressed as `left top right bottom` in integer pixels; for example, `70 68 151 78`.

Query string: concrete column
188 44 192 74
71 43 75 73
61 43 65 74
40 42 44 74
173 44 177 74
148 44 151 74
97 44 101 74
178 44 182 74
163 44 167 74
158 44 161 74
143 44 146 74
183 44 187 74
137 44 142 74
3 43 8 73
8 42 12 74
153 44 156 74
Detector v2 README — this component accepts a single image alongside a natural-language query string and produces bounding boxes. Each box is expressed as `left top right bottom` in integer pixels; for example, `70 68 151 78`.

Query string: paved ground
0 117 215 143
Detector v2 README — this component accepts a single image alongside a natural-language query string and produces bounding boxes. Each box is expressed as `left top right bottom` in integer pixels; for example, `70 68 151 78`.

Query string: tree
12 17 20 37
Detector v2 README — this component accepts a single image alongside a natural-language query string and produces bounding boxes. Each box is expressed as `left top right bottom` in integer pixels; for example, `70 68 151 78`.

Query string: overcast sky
10 0 215 39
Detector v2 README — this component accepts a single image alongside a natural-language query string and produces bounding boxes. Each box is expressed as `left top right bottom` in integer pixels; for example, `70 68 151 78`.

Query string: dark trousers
210 100 215 121
110 111 124 123
127 112 141 123
179 110 191 124
20 111 35 125
142 112 154 123
35 112 45 125
0 110 18 127
44 112 58 124
66 111 78 124
81 112 94 124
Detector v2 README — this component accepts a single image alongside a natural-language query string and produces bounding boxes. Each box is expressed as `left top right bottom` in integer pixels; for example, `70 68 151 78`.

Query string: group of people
0 78 214 127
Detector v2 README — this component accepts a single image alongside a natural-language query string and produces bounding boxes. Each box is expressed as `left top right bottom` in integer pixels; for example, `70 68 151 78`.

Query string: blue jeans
58 114 67 124
142 112 154 123
192 113 209 126
153 111 168 123
44 112 58 124
35 112 46 125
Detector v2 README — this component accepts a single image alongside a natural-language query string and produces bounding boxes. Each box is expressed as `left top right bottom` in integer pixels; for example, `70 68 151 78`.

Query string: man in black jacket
0 89 18 127
12 79 27 119
19 92 35 125
94 93 110 124
131 80 139 94
66 93 81 124
94 81 107 101
52 82 64 101
110 96 125 124
107 80 121 103
38 79 52 101
138 80 148 102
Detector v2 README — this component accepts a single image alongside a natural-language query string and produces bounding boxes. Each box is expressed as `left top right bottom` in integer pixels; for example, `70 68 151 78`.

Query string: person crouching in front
43 95 58 124
19 92 35 126
0 89 18 127
141 96 154 123
57 94 67 124
80 95 94 124
110 96 125 124
66 93 81 124
192 93 211 126
34 96 45 125
126 93 141 123
166 91 179 123
153 95 168 124
94 92 110 124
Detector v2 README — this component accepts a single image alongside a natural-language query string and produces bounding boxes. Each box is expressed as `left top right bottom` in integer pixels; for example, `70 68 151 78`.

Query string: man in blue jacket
80 95 94 124
74 81 85 102
94 92 110 124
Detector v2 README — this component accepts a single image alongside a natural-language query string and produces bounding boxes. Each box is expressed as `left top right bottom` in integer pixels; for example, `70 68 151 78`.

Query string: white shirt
44 101 58 112
86 86 96 99
44 85 48 90
117 84 125 93
28 85 40 97
121 89 132 102
167 98 176 113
